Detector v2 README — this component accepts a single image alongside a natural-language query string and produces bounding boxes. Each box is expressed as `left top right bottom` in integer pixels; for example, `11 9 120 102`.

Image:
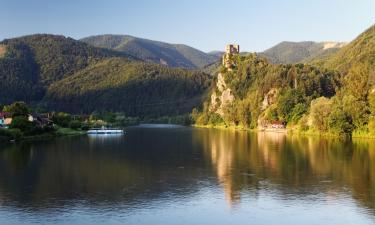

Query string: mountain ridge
81 34 220 69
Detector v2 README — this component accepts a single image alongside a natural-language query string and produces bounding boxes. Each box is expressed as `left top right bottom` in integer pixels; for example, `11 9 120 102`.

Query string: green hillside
0 34 127 104
261 41 345 64
195 23 375 137
44 58 211 116
81 35 220 68
195 54 340 128
0 34 211 116
319 24 375 75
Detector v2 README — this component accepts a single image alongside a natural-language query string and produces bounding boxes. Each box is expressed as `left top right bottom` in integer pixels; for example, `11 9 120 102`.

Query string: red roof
0 112 10 118
271 121 284 125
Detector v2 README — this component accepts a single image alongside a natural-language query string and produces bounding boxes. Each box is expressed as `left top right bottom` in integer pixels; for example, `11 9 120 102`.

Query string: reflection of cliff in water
197 129 375 211
0 128 374 215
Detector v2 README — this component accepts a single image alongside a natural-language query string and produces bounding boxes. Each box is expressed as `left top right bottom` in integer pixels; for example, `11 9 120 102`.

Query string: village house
0 112 11 128
0 112 53 129
28 113 54 128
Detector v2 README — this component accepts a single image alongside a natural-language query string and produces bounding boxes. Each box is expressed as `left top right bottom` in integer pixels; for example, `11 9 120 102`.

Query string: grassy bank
55 127 86 136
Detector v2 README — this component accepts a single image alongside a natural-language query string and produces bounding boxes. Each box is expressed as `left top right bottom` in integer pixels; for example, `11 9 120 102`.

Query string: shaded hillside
44 58 211 116
0 35 211 116
81 35 220 68
261 41 345 64
0 34 129 104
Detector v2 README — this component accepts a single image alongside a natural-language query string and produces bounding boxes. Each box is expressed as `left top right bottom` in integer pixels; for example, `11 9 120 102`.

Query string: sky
1 0 375 52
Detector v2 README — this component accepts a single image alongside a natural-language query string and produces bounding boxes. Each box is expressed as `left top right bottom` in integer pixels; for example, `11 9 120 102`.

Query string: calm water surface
0 126 375 225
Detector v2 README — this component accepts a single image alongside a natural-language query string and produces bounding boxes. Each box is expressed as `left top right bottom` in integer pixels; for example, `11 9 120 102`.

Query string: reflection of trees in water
0 129 374 213
0 132 209 209
198 130 375 211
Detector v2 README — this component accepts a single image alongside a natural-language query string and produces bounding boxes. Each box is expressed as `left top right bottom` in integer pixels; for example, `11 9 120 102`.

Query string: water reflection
197 129 375 211
0 128 374 224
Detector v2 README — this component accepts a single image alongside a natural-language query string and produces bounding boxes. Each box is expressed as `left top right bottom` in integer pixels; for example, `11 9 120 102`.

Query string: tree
328 108 353 135
310 97 332 132
3 102 29 117
9 116 36 134
344 63 369 100
276 88 304 122
290 103 307 124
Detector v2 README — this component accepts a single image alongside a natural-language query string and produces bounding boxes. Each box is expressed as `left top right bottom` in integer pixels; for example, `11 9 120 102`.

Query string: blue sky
1 0 375 52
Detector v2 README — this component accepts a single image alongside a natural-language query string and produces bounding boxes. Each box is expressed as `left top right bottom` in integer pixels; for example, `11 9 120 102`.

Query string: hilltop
0 34 211 116
260 41 346 64
81 34 220 69
194 23 375 137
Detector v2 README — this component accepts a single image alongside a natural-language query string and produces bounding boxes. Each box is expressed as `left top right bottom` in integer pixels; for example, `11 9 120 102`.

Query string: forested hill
317 24 375 76
81 35 220 69
260 41 346 64
195 23 375 137
45 58 210 116
0 34 211 116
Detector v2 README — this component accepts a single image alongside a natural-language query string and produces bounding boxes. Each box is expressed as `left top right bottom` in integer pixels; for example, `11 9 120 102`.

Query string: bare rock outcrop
210 72 234 116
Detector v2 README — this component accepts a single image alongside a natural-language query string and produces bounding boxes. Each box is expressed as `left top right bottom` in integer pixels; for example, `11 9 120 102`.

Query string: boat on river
87 126 124 135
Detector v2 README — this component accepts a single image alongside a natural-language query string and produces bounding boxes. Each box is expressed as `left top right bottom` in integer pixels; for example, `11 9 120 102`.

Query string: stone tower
222 44 240 69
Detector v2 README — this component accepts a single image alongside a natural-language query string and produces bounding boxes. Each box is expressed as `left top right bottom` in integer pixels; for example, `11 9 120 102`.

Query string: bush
328 109 353 135
0 128 22 140
9 116 37 134
52 112 72 127
69 120 82 129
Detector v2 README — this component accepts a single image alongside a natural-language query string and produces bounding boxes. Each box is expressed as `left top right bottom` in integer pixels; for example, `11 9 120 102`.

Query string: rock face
210 72 234 116
261 88 278 110
258 88 279 129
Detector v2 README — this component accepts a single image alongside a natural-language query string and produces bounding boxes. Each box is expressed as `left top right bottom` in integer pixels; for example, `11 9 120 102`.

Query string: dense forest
45 58 210 116
0 34 211 117
195 24 375 137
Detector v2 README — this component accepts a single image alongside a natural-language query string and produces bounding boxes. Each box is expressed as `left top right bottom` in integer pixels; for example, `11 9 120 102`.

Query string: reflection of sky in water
0 128 374 225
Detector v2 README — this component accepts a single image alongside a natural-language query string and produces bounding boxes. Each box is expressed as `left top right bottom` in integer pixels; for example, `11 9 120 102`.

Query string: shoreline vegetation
0 101 195 143
192 123 375 140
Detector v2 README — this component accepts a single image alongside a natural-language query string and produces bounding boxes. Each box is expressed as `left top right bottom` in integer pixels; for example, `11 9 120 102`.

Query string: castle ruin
222 44 240 69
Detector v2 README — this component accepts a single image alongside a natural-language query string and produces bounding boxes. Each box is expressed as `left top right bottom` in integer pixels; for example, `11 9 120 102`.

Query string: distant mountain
318 24 375 74
261 41 346 64
81 35 220 69
0 34 126 104
0 34 211 116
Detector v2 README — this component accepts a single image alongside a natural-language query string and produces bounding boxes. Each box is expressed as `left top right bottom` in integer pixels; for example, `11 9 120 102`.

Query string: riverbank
0 126 87 143
193 123 375 140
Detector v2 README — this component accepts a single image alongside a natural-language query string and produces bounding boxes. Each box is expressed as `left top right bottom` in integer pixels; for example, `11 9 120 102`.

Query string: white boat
87 126 124 135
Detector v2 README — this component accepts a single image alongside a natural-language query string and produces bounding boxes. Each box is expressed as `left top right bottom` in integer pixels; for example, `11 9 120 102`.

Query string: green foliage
9 116 37 135
52 112 72 127
310 97 332 132
45 58 211 116
276 89 304 122
289 103 307 124
0 34 126 105
3 102 29 117
197 53 340 129
327 107 353 135
319 24 375 75
0 128 22 141
69 120 82 129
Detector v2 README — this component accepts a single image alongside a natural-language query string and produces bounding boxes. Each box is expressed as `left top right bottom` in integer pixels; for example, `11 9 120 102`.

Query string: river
0 126 374 225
